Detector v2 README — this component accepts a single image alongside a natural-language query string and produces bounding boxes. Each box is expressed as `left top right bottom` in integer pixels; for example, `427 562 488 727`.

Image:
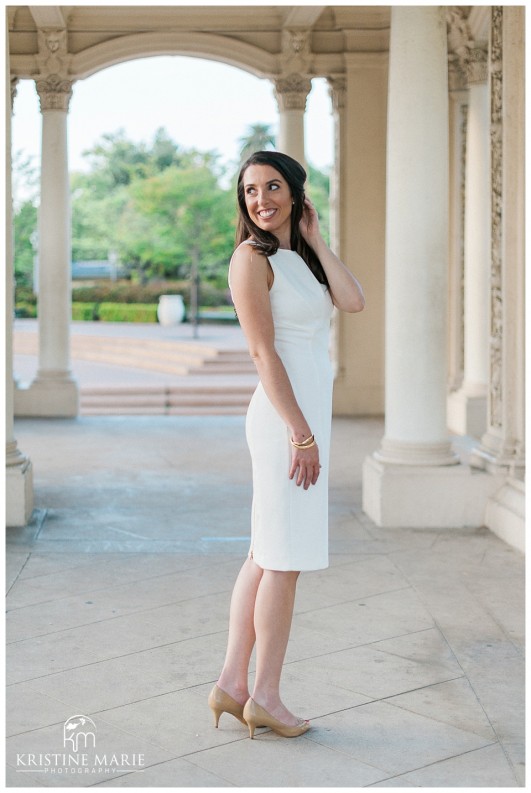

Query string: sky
11 54 334 193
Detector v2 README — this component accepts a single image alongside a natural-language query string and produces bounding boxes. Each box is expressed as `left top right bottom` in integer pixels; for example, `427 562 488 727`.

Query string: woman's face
242 164 293 241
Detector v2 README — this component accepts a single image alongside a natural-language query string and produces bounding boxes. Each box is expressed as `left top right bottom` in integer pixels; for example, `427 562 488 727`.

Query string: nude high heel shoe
208 684 247 727
243 698 310 739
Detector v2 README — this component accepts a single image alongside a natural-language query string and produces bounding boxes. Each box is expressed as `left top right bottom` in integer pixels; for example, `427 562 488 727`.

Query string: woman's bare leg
251 569 301 725
217 557 263 704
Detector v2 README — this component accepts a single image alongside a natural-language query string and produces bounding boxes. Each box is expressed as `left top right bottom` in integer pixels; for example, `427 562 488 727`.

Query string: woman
209 151 365 739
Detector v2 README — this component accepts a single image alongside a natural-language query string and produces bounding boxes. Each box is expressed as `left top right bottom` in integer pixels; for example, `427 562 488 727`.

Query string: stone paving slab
6 416 525 787
305 701 493 775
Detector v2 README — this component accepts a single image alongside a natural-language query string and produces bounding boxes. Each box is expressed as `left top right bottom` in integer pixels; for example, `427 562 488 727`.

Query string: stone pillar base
362 454 504 528
469 434 525 479
6 460 34 527
484 478 525 553
374 439 459 467
15 375 79 418
447 389 487 438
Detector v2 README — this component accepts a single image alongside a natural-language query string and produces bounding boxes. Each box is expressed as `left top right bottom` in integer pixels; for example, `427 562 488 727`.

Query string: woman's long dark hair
235 151 329 287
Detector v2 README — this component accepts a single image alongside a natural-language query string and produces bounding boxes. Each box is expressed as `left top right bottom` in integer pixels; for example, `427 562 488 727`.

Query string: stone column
470 7 525 551
274 73 311 168
15 62 78 416
446 58 468 396
273 28 312 168
7 71 34 526
327 77 346 381
448 45 490 438
327 77 346 260
329 55 387 416
362 6 495 529
377 6 455 462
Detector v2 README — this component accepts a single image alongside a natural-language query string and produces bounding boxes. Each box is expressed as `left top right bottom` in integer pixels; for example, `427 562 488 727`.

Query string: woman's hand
299 197 323 249
299 199 366 314
289 442 321 490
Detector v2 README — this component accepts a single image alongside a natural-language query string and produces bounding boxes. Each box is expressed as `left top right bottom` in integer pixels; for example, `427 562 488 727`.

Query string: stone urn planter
157 294 185 326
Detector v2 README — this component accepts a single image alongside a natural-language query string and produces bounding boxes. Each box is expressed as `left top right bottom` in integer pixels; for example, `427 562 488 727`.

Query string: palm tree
238 123 276 164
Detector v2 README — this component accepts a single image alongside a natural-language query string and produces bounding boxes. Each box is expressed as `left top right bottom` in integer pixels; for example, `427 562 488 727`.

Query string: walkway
6 415 524 787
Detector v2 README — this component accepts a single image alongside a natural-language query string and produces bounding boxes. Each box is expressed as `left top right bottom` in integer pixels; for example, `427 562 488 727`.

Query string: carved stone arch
69 31 278 81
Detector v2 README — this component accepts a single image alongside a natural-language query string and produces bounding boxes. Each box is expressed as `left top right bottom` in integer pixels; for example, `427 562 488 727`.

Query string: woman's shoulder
234 238 258 251
229 240 268 287
231 239 265 264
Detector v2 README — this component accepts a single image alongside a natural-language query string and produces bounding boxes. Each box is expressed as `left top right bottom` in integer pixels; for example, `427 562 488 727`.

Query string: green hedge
71 281 187 305
70 279 229 307
15 302 37 318
98 303 158 323
14 286 37 306
17 300 236 323
72 302 98 321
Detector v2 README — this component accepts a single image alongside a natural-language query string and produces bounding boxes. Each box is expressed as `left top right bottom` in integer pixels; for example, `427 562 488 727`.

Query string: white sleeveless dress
230 244 334 571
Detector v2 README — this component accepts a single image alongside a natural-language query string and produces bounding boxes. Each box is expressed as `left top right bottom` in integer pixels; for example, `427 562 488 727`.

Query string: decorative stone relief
36 29 72 75
489 6 503 430
467 46 488 84
448 55 467 91
446 7 472 85
459 102 468 378
279 28 311 75
35 28 73 112
274 73 312 111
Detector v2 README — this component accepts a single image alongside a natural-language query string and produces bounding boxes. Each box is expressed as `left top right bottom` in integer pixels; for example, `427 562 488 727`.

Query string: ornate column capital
467 46 488 85
36 74 74 111
327 76 347 113
10 77 19 111
35 28 73 112
446 8 488 88
274 73 312 111
274 26 313 112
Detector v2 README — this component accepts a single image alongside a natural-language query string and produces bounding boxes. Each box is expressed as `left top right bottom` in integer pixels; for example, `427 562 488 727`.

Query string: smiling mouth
257 209 277 219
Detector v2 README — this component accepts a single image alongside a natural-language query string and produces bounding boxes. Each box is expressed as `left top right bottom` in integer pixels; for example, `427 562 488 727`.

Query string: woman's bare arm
300 198 365 313
229 244 320 489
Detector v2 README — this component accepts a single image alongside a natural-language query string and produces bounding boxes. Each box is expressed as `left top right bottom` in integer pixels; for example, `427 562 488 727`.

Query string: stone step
81 391 252 407
79 384 254 415
81 384 255 396
13 331 255 375
14 326 257 415
81 405 247 416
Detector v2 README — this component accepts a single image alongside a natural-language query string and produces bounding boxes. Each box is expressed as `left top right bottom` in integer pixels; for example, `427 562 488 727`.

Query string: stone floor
6 415 525 787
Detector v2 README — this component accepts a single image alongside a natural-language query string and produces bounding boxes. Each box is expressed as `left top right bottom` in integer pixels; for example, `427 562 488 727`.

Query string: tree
13 201 38 288
307 163 331 244
115 163 235 282
12 150 38 209
238 123 276 163
71 173 128 261
80 129 152 191
12 126 331 299
12 151 39 289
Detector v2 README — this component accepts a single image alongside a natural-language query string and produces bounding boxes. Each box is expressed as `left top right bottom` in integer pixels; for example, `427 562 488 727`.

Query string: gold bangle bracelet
290 433 314 447
290 437 316 450
290 436 314 447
